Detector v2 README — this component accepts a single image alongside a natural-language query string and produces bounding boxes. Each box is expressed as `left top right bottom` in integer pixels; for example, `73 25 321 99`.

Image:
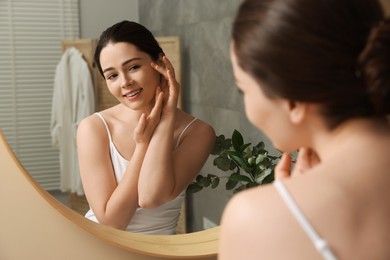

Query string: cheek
266 114 300 152
106 81 120 95
243 94 290 149
243 95 264 129
141 71 161 88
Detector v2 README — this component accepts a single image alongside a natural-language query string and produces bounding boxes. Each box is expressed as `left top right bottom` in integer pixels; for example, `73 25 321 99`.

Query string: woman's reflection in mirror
77 21 215 235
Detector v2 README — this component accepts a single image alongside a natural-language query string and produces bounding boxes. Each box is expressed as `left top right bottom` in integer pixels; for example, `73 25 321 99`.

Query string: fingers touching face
151 55 176 80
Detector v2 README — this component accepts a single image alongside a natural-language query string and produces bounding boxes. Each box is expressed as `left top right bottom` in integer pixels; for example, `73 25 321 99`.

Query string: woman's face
230 44 295 151
100 42 161 111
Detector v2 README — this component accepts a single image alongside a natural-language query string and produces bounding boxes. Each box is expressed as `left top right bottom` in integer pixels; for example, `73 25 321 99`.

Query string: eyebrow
102 57 142 74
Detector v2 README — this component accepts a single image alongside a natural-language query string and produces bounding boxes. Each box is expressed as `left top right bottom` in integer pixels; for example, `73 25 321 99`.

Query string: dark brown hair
94 21 164 77
232 0 390 129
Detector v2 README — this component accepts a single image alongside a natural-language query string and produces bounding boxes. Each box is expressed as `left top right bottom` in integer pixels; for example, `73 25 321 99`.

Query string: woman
220 0 390 259
77 21 215 235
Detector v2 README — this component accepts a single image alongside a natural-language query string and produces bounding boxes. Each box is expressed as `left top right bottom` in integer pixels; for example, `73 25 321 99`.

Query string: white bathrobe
50 47 96 195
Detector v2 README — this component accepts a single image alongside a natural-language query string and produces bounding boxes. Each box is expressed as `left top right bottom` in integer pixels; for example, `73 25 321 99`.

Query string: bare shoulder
77 106 119 136
219 184 288 260
219 177 333 260
193 118 215 142
221 184 275 223
176 109 216 143
77 113 108 144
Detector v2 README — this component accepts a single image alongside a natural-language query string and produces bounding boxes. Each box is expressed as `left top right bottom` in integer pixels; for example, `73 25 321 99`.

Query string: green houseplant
188 130 282 194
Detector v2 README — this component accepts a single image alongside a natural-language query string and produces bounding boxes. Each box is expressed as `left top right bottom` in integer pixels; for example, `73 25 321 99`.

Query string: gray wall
139 0 275 232
79 0 139 39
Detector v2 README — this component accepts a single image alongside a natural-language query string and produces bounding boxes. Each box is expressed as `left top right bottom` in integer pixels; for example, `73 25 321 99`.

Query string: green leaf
194 130 281 194
222 138 233 150
211 177 220 188
225 151 252 173
229 174 253 183
223 150 242 157
229 160 237 170
198 176 211 187
256 154 266 164
187 183 203 193
264 168 272 176
252 142 265 154
211 135 233 155
246 182 258 189
247 156 256 166
242 144 252 157
233 185 247 194
232 129 244 152
226 179 238 190
255 172 265 184
262 172 275 184
211 135 225 155
252 166 261 179
272 158 281 165
214 156 231 171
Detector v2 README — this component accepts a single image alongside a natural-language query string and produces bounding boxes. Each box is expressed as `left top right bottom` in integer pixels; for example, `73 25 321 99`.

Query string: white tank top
85 113 197 235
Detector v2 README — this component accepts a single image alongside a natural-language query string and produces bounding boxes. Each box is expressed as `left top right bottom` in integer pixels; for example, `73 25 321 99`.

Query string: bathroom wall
79 0 139 38
139 0 275 232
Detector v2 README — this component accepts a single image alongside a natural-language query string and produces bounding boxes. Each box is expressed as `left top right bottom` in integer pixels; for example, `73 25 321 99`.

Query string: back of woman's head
232 0 390 129
94 20 163 76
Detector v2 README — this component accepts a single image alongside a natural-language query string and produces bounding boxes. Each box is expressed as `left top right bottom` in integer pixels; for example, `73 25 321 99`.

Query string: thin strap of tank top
95 113 113 143
273 180 338 260
175 118 197 149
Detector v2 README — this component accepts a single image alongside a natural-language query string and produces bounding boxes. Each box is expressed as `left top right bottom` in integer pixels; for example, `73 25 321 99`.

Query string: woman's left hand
151 55 180 117
133 87 164 144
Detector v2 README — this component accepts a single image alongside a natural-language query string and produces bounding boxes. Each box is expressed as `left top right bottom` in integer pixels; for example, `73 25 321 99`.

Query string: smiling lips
124 88 143 99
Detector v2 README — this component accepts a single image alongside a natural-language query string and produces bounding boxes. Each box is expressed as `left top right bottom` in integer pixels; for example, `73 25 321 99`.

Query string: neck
116 102 155 121
308 117 389 163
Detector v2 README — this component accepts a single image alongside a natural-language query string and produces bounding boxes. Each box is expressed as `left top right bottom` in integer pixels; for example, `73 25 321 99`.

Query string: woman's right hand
133 87 164 144
275 147 320 180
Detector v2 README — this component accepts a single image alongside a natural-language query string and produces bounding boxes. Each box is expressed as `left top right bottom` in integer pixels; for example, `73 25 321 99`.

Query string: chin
273 143 299 153
272 143 284 153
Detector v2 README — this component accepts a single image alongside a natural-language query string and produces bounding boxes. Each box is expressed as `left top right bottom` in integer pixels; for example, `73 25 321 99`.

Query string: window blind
0 0 79 190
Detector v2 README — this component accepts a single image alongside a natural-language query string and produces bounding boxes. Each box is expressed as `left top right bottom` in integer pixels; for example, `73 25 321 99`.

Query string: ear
286 100 307 125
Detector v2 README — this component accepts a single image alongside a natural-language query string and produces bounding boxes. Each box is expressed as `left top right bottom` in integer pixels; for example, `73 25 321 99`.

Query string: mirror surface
0 0 245 236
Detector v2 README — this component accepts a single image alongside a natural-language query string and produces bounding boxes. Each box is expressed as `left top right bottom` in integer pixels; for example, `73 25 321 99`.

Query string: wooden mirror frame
0 130 219 259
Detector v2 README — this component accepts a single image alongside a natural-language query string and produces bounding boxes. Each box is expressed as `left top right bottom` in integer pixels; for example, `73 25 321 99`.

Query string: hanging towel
50 47 96 195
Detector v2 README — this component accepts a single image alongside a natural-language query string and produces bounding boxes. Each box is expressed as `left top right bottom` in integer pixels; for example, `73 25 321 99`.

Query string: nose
120 73 133 88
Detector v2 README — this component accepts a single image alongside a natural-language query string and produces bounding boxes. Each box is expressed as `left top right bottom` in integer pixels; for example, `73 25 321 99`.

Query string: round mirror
0 130 218 259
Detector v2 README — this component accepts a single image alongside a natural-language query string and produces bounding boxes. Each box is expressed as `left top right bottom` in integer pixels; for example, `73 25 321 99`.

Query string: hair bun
358 18 390 115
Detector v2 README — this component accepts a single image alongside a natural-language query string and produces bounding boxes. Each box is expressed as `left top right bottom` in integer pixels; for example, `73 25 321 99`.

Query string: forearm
138 118 176 207
98 144 147 229
138 55 182 207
